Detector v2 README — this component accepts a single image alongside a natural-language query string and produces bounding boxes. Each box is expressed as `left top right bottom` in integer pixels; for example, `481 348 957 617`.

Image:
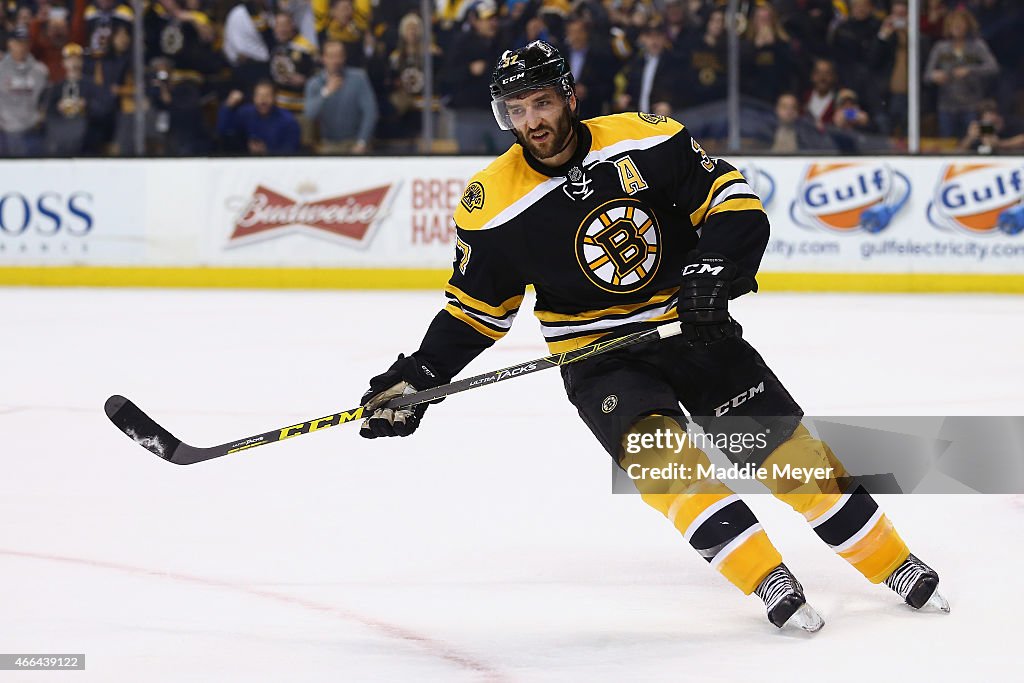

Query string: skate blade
784 603 825 633
923 588 950 613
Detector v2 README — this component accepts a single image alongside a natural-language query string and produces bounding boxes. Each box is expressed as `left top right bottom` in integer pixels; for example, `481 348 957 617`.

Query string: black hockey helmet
489 40 576 130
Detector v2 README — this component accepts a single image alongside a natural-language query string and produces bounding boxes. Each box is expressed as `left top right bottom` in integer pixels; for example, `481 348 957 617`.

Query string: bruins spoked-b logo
575 199 661 293
461 181 485 212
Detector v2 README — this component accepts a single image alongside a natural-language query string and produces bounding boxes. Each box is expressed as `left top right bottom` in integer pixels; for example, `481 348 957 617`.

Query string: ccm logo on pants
715 382 765 417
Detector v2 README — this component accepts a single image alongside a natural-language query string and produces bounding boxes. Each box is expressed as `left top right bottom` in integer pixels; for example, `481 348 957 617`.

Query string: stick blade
104 394 185 464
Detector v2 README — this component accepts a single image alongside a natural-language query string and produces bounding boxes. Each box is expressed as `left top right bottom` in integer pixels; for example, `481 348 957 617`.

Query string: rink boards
0 155 1022 291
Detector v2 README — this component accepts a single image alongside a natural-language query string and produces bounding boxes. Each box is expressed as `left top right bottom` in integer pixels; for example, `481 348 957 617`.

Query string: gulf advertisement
748 158 1024 274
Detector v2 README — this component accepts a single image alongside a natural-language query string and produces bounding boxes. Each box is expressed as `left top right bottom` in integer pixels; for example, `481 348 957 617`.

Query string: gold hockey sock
761 423 909 583
621 415 782 594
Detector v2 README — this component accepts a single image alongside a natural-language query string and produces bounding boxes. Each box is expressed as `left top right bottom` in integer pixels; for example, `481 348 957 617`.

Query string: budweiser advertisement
194 157 481 268
225 181 394 248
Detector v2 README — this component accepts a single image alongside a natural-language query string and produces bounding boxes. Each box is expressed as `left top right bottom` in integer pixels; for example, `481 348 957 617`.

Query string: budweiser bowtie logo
228 182 393 245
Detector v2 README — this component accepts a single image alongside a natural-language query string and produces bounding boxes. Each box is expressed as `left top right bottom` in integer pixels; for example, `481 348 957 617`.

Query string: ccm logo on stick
715 382 765 417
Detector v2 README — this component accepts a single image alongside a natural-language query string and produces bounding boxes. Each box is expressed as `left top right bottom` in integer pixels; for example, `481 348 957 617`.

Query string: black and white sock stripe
811 484 879 549
685 497 760 565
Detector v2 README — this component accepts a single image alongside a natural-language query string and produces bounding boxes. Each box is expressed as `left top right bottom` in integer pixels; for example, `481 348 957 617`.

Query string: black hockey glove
360 354 445 439
678 252 748 343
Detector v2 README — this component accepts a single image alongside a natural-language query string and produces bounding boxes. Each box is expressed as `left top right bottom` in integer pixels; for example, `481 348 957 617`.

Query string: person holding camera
829 88 875 154
147 55 208 155
958 99 1024 155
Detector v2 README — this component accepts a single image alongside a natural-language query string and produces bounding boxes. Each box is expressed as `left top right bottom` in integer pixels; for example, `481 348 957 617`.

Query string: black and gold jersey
415 112 768 382
270 35 317 113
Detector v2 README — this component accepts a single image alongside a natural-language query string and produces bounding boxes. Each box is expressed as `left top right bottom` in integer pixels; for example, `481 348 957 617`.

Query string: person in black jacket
829 0 883 116
45 43 112 155
616 24 680 116
559 17 615 120
443 2 509 154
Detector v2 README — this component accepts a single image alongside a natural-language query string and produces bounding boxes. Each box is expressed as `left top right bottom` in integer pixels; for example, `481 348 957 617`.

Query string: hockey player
358 41 948 631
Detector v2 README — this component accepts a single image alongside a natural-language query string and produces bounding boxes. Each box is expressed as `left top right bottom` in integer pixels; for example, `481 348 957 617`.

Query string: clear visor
490 81 564 131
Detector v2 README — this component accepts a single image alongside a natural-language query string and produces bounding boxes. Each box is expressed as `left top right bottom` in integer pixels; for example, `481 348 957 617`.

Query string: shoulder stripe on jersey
475 176 564 231
689 171 745 226
705 196 764 220
586 113 685 150
445 284 523 317
453 149 550 231
473 129 679 232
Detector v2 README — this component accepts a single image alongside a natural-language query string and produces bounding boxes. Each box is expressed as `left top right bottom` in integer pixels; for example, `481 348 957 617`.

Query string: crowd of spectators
1 0 1022 157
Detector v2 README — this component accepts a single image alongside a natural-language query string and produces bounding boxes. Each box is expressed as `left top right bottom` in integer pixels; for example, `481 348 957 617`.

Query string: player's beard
517 108 575 162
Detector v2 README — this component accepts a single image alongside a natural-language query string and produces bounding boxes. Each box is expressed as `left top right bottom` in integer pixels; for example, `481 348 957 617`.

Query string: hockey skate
755 564 825 632
884 554 950 613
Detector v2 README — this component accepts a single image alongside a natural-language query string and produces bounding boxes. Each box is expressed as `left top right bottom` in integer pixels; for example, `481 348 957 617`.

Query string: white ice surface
2 289 1024 682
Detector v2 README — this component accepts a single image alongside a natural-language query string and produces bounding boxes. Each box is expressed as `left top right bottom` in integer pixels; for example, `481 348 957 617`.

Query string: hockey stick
104 321 683 465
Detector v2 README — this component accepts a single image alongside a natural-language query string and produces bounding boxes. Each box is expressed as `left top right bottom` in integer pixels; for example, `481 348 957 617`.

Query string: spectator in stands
0 27 49 157
270 11 316 117
84 21 131 151
500 0 545 51
924 8 999 138
144 0 220 80
147 54 208 155
741 3 795 106
224 0 273 93
829 87 875 153
662 0 695 59
100 25 147 155
282 0 318 49
920 0 949 43
769 92 835 153
870 0 910 136
777 0 834 63
383 12 438 140
803 58 838 131
30 4 81 83
682 8 727 106
217 79 300 154
319 0 364 67
958 99 1024 154
45 42 110 155
830 0 882 115
84 0 134 57
561 17 614 120
443 1 505 154
304 39 376 154
616 23 677 116
14 6 33 33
